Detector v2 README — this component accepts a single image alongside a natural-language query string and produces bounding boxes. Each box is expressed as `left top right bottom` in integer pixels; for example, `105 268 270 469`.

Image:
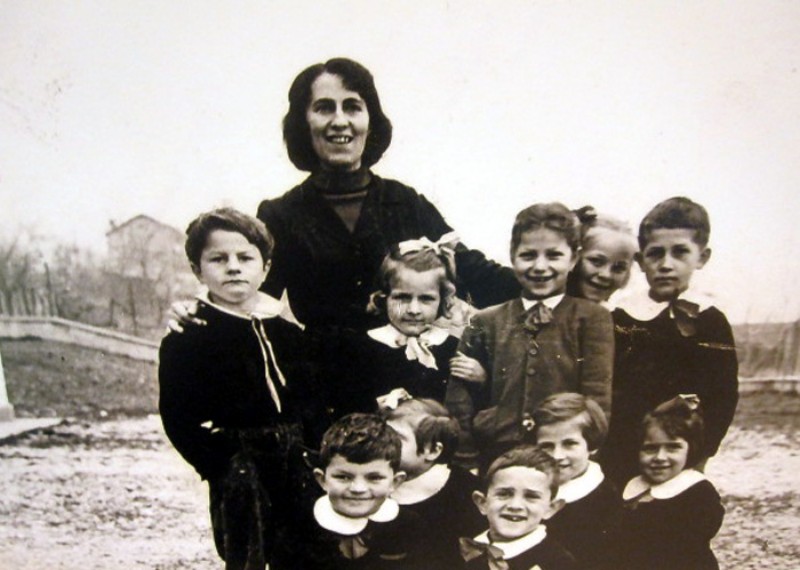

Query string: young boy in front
271 413 425 569
159 208 321 569
445 203 614 470
602 196 739 487
462 445 575 570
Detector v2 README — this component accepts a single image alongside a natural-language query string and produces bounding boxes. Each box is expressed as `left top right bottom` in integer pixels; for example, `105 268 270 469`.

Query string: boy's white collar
392 464 451 505
473 524 548 560
555 461 605 504
615 286 715 321
196 289 303 326
313 495 399 536
622 469 707 500
521 294 564 312
367 324 450 348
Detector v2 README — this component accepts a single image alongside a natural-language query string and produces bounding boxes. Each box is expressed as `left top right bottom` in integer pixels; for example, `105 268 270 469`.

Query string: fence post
0 348 14 421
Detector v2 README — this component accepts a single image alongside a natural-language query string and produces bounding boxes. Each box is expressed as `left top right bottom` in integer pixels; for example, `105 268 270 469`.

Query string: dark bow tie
670 298 700 337
523 302 553 334
459 537 509 570
338 534 369 560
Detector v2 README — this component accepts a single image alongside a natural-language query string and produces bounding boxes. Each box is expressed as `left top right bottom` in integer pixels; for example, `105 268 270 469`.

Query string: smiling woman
257 57 519 333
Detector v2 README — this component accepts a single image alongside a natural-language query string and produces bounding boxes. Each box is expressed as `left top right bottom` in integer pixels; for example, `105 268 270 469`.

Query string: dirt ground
0 392 798 570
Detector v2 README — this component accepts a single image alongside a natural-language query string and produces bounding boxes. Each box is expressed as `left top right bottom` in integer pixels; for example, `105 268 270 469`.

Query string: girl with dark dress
611 395 724 570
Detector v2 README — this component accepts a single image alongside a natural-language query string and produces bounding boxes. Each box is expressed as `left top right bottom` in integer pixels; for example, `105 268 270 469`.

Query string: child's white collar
622 469 707 501
615 286 715 322
521 294 564 312
367 324 450 348
555 461 605 504
473 524 548 560
392 464 451 505
196 289 303 326
313 495 399 536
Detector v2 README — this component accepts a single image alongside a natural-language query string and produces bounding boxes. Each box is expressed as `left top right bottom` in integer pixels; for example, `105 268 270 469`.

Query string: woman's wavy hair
283 57 393 172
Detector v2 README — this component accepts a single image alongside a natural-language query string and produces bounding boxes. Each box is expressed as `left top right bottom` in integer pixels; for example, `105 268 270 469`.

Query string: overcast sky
2 1 799 323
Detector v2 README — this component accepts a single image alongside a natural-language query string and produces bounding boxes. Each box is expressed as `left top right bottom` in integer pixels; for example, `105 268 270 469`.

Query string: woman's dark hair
283 57 393 172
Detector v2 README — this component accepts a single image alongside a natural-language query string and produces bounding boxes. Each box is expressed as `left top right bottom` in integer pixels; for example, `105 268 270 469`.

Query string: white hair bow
396 231 460 257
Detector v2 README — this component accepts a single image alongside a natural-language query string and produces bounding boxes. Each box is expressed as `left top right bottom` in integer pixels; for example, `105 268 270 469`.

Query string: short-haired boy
533 393 622 570
601 197 739 487
445 203 614 471
272 413 425 569
159 207 321 569
382 396 485 567
462 445 576 570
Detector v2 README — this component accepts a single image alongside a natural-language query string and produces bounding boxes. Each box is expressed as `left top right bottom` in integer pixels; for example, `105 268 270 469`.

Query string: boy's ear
313 468 327 490
634 251 644 269
422 442 444 464
544 497 566 520
392 470 407 490
190 262 202 279
697 247 711 268
472 490 488 515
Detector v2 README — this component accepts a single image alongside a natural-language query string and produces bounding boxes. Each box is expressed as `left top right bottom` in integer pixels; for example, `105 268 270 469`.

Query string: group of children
159 196 737 569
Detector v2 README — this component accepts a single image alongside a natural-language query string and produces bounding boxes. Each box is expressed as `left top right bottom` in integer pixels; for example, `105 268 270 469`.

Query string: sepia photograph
1 1 798 568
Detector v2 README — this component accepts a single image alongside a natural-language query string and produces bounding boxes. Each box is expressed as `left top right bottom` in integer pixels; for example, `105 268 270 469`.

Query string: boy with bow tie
601 196 739 488
445 203 614 472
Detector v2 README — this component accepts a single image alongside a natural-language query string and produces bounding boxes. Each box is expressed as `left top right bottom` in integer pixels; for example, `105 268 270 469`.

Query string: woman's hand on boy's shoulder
450 352 487 384
166 299 204 333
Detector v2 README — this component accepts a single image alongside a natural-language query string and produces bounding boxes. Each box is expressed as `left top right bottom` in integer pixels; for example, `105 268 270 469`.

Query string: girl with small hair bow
609 395 725 570
323 236 465 419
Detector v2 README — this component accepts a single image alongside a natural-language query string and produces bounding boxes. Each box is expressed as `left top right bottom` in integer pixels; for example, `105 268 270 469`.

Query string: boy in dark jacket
159 208 320 569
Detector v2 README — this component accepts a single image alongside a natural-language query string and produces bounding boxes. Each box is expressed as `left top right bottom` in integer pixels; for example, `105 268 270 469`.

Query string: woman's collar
615 285 716 321
367 324 450 348
313 495 399 536
310 167 372 194
473 524 548 559
622 469 707 500
392 464 451 505
555 461 605 504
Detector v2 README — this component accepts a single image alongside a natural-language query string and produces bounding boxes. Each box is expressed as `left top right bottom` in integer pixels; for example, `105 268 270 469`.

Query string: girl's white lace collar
392 464 451 505
473 524 548 560
313 495 399 536
367 324 450 348
614 286 715 321
622 469 707 500
555 461 605 504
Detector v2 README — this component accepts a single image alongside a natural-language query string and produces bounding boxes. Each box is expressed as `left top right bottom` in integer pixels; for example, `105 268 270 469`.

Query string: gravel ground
0 393 798 569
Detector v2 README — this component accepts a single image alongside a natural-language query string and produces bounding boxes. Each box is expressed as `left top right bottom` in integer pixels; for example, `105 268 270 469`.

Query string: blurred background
1 1 798 372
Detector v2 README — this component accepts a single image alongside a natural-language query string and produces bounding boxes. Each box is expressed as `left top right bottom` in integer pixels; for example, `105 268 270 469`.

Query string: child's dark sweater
272 497 426 570
393 464 484 567
603 293 738 486
158 294 324 567
545 462 621 570
158 294 320 480
461 527 576 570
611 470 724 570
328 325 459 416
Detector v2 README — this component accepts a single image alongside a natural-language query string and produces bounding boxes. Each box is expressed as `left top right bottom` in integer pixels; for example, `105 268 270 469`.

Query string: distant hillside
733 321 800 379
0 338 158 418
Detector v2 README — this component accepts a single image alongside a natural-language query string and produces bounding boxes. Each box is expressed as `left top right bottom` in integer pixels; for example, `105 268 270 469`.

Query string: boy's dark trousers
207 424 315 570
